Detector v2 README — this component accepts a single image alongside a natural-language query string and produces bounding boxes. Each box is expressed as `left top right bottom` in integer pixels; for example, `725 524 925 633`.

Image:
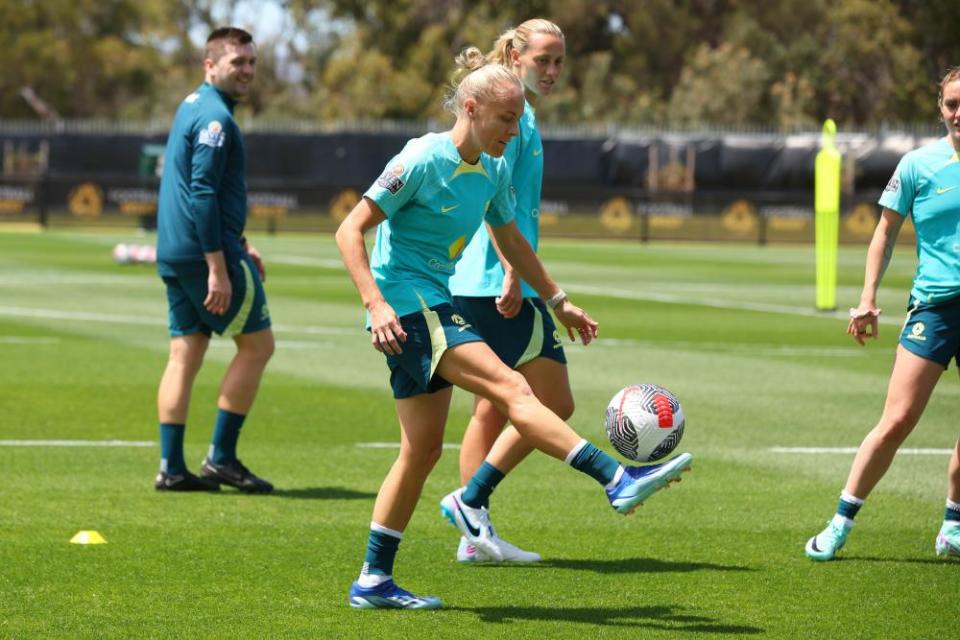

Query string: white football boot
440 488 502 561
456 534 541 563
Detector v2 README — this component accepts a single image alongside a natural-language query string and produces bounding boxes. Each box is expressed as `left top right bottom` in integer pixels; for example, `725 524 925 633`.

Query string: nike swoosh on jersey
937 186 957 194
532 148 542 156
441 204 460 213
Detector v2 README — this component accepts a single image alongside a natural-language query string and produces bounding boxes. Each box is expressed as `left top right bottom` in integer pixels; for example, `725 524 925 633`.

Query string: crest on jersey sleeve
884 174 900 194
198 121 226 148
376 163 406 194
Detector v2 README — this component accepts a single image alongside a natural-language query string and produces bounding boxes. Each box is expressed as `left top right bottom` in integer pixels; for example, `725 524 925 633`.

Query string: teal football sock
837 491 864 520
362 526 402 577
209 409 246 464
567 440 620 486
159 423 186 475
461 461 505 508
945 499 960 522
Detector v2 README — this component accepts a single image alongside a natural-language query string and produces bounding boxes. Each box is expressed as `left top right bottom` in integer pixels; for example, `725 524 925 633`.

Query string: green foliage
0 0 954 125
668 43 770 126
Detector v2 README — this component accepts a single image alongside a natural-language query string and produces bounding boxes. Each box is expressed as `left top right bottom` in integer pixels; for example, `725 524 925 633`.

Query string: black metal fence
0 121 937 243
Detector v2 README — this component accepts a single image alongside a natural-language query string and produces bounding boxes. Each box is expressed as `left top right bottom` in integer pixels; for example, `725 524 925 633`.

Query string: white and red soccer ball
604 384 685 462
112 243 156 265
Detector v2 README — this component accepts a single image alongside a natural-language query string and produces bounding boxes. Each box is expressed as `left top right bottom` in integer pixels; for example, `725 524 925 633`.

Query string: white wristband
546 290 567 309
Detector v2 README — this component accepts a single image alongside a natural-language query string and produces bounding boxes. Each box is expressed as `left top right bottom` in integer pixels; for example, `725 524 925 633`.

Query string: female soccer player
336 54 693 609
442 19 578 563
805 67 960 561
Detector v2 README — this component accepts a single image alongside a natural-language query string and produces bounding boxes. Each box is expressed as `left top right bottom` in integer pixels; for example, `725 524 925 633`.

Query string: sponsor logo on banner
0 185 34 214
600 197 635 233
249 192 297 218
198 121 225 148
107 188 158 215
329 189 360 222
68 182 104 217
843 203 878 237
722 199 758 234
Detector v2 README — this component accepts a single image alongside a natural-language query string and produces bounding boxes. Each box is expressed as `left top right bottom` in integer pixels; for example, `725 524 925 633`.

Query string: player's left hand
553 299 599 346
847 305 881 346
246 243 266 282
496 271 523 319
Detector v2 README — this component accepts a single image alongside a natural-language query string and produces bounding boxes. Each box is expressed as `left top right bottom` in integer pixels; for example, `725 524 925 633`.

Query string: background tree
1 0 958 127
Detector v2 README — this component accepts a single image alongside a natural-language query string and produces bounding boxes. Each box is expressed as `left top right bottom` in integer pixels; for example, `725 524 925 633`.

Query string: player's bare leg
155 333 218 491
845 346 943 499
350 389 450 609
807 346 943 560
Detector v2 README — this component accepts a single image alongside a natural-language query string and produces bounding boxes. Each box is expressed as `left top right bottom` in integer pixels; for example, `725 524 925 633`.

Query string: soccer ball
604 384 685 462
112 243 132 264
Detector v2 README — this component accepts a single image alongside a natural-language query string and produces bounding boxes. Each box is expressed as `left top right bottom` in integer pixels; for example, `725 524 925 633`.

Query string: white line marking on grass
770 446 952 455
209 339 334 349
357 442 462 450
0 305 163 326
566 284 904 325
0 305 358 336
579 338 861 357
0 274 151 286
0 439 155 447
272 323 357 336
271 254 346 270
0 336 60 344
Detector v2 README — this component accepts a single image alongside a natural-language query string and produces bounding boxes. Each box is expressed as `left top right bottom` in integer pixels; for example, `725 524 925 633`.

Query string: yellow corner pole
815 119 841 310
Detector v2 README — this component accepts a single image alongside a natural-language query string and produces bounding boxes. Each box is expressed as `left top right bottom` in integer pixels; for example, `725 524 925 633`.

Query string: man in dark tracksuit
154 27 274 493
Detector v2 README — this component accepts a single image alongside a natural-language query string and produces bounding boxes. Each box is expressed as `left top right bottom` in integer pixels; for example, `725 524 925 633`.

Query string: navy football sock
209 408 246 464
159 423 187 475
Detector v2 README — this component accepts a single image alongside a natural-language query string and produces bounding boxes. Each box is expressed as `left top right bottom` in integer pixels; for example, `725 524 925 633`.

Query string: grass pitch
0 230 956 639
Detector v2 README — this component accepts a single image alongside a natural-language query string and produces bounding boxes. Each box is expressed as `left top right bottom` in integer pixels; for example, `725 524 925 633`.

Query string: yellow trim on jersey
451 159 489 181
448 235 467 260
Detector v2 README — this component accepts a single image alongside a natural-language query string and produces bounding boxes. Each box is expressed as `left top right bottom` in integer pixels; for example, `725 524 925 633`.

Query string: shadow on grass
448 604 763 632
465 557 753 574
268 486 376 500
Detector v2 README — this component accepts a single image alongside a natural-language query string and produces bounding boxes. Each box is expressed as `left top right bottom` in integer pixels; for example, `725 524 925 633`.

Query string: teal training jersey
364 132 517 318
879 137 960 303
157 82 247 275
449 100 542 298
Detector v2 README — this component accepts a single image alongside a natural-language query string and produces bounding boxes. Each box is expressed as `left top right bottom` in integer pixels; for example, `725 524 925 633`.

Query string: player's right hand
369 300 406 355
204 268 232 315
847 305 881 346
496 271 522 319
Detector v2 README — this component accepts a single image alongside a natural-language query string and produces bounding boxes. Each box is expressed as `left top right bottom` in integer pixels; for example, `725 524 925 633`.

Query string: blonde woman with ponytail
442 19 638 564
336 44 691 609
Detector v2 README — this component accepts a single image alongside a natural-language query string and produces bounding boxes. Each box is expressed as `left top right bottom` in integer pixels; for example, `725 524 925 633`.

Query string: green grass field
1 230 956 639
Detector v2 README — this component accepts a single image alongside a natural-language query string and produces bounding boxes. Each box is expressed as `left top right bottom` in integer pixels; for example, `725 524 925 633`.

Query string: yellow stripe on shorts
515 300 544 368
423 307 448 380
225 260 255 336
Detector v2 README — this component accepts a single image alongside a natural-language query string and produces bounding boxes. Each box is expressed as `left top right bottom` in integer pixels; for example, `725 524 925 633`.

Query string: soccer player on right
804 67 960 561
